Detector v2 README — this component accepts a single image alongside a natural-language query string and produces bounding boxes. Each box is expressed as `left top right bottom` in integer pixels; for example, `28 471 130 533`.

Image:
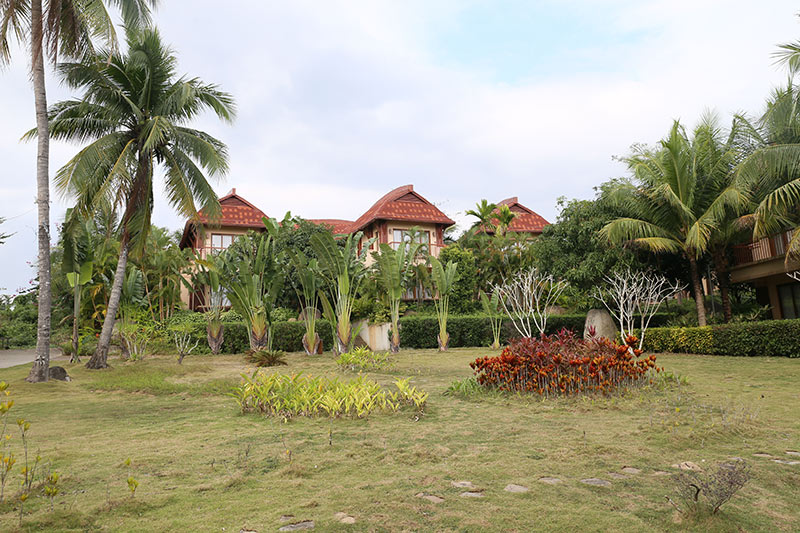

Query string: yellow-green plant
44 471 60 511
0 381 14 501
288 251 323 355
373 240 422 353
429 256 460 351
480 289 503 349
336 347 391 372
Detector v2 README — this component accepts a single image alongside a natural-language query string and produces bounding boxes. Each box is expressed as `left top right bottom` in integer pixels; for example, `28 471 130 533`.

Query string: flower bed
470 330 660 396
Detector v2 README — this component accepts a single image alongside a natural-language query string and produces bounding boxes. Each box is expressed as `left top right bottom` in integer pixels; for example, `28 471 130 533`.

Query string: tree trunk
27 0 51 383
71 282 80 363
688 257 707 327
390 318 400 354
712 249 732 323
207 323 224 355
437 332 449 352
86 242 129 369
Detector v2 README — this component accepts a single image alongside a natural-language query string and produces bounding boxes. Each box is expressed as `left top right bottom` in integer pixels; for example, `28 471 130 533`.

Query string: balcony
732 229 794 267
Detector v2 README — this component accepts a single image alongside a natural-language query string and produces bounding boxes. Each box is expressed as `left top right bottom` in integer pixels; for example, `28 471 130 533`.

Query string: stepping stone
773 459 800 465
415 492 444 503
580 478 611 487
451 481 475 489
334 512 356 524
504 484 529 493
752 453 773 458
538 477 562 485
279 516 295 523
279 521 315 532
621 467 641 475
671 462 702 472
608 473 627 480
460 491 484 498
240 529 258 533
652 471 670 476
786 451 800 457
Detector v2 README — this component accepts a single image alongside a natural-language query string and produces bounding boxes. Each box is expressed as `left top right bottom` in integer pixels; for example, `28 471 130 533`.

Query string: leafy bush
470 330 660 396
336 347 392 372
230 372 428 419
244 349 287 367
175 320 335 354
644 319 800 357
443 376 483 397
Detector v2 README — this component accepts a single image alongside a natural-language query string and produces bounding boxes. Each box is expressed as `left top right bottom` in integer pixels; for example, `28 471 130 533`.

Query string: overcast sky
1 0 799 295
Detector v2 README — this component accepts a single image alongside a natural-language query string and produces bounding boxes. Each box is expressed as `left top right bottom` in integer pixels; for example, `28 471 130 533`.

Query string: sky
1 0 799 295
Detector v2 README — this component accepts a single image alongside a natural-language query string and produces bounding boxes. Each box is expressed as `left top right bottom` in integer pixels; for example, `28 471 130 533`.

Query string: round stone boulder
583 309 618 342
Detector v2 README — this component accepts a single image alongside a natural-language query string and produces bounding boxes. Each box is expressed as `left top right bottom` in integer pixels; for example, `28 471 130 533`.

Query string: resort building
482 197 550 236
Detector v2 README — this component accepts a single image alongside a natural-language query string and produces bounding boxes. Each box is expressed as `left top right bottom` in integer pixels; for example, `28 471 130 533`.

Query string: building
178 184 455 309
482 197 550 236
730 228 800 319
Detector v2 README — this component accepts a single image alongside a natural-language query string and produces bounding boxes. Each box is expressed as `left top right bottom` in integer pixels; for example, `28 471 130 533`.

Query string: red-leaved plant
469 329 660 396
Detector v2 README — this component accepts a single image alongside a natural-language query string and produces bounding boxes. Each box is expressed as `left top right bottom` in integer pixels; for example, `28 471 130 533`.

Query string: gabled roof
179 189 267 248
350 185 455 232
490 197 549 234
308 219 354 234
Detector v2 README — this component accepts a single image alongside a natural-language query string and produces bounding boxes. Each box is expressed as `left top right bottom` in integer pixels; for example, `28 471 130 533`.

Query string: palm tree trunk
86 241 129 369
712 249 732 323
27 0 51 383
688 257 707 327
71 282 80 363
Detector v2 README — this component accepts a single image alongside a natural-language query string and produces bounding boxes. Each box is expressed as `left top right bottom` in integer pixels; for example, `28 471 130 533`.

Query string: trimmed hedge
178 320 335 354
643 319 800 357
397 313 673 349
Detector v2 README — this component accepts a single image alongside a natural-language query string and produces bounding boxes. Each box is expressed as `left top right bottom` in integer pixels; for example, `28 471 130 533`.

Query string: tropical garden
0 2 800 531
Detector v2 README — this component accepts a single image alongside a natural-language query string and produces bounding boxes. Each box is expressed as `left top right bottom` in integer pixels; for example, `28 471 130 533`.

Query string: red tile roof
350 185 455 232
308 219 354 234
489 197 549 234
194 189 267 228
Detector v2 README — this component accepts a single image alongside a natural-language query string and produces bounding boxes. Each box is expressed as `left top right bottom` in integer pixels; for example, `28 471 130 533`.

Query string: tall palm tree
493 205 517 236
465 199 497 234
43 28 235 368
1 0 156 381
602 116 746 327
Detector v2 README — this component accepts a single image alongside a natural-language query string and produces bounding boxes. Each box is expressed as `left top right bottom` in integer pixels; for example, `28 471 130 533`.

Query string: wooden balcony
732 229 794 267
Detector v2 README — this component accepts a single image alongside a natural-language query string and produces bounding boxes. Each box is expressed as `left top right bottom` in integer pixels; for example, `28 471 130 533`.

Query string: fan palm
43 28 235 368
429 255 460 351
602 116 746 326
2 0 156 381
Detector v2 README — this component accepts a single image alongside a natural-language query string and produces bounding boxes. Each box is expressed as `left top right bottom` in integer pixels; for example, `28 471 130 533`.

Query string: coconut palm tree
465 199 497 234
602 116 746 327
1 0 156 381
42 28 235 368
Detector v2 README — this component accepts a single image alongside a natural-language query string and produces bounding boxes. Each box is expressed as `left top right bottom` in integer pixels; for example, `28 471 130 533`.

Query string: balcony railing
732 229 795 267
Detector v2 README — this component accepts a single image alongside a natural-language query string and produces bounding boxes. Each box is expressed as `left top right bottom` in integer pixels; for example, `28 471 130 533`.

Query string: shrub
244 349 287 367
470 330 660 396
230 372 428 419
643 319 800 357
336 347 391 372
670 460 751 516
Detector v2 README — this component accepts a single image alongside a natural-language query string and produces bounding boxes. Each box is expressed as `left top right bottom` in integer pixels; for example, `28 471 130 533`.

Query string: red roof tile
488 197 549 234
351 185 455 232
308 219 354 234
193 189 267 229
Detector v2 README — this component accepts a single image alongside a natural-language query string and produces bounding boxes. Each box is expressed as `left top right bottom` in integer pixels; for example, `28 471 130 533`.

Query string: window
391 229 430 251
778 283 800 319
209 234 235 254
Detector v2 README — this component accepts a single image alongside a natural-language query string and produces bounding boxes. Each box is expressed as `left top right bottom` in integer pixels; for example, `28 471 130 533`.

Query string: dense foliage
643 320 800 357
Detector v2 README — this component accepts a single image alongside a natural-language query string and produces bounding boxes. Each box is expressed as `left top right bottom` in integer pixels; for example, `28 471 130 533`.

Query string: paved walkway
0 349 68 369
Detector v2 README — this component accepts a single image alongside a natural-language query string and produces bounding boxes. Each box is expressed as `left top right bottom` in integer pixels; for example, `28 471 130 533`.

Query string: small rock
608 473 627 480
671 462 702 472
580 478 611 487
504 484 529 493
450 481 475 489
786 451 800 457
538 477 562 485
621 467 641 475
773 459 800 465
334 512 355 524
460 491 484 498
415 492 444 503
652 471 670 476
240 529 258 533
49 366 71 381
278 521 314 532
752 453 773 458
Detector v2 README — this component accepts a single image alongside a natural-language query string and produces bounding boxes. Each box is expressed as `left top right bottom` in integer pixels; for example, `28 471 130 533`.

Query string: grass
0 349 798 532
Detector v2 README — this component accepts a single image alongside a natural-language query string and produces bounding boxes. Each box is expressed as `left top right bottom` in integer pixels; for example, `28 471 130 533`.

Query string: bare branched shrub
668 460 751 516
172 330 199 365
594 269 684 348
494 267 568 338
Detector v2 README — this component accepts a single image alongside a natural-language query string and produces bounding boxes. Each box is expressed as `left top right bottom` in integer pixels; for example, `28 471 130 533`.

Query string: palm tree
429 255 460 351
373 240 422 353
493 205 517 236
2 0 156 381
602 116 746 327
44 28 235 368
465 199 497 234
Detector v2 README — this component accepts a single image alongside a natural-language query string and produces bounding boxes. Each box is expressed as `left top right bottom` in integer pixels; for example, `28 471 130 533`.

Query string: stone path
504 484 529 493
278 520 315 531
334 512 356 524
580 478 611 487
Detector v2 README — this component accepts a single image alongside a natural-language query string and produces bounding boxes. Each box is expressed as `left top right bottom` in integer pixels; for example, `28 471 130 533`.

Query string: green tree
46 28 235 368
464 199 497 234
438 244 478 313
602 116 746 326
493 205 517 236
373 240 421 353
1 0 156 381
428 255 460 351
61 210 95 361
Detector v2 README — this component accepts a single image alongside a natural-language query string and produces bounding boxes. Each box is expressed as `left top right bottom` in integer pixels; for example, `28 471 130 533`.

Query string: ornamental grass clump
470 329 660 397
231 372 427 419
336 347 392 372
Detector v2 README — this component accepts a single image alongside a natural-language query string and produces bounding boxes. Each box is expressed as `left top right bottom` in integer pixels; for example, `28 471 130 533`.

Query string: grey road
0 349 68 370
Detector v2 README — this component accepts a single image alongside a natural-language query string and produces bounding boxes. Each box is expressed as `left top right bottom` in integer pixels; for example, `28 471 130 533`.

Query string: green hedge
643 319 800 357
177 320 335 354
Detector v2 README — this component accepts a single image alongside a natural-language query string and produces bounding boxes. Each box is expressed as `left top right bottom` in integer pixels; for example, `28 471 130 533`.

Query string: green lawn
0 349 798 532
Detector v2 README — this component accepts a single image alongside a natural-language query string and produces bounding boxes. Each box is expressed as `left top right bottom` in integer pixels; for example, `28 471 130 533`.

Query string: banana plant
373 240 421 353
288 251 323 355
190 255 226 354
61 210 95 362
480 289 503 350
222 232 284 351
311 231 373 354
429 256 460 351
